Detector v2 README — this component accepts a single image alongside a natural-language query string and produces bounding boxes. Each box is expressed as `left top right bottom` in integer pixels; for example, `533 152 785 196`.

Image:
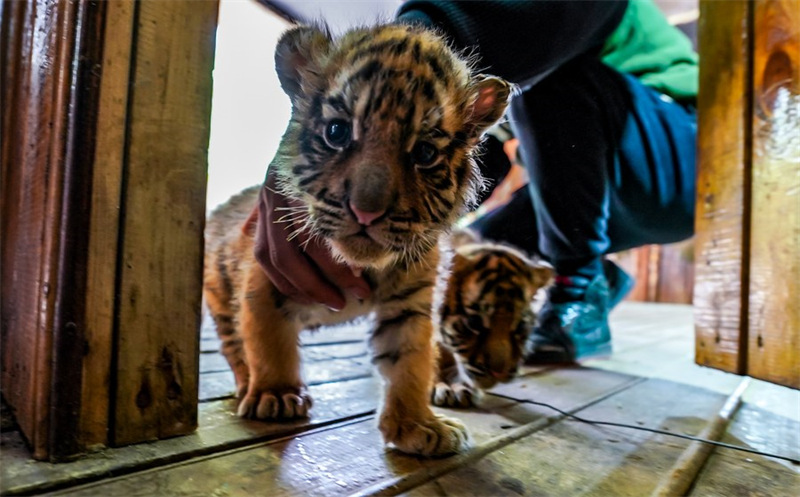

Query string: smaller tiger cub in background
433 230 553 408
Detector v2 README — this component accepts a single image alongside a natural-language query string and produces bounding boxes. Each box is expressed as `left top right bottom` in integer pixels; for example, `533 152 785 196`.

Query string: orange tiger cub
433 230 553 408
203 24 510 457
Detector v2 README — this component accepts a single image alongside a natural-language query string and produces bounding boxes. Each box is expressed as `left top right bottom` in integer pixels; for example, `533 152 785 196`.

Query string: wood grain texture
0 0 104 460
410 380 728 497
0 0 24 183
694 0 753 374
6 303 796 496
746 0 800 389
78 0 136 450
199 355 373 402
690 379 800 496
656 239 695 304
48 0 110 460
42 368 638 497
609 242 694 305
1 377 382 496
1 0 59 460
198 320 371 401
652 379 749 497
112 0 218 446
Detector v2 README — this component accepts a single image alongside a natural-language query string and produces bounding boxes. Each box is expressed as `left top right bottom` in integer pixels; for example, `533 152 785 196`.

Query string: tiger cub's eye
324 119 352 149
412 141 439 167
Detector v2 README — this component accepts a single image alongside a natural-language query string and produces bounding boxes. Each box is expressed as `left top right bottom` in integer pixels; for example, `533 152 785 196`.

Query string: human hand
251 171 371 310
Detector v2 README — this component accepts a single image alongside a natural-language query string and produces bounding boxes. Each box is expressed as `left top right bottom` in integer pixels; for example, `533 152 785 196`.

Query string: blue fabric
471 55 696 276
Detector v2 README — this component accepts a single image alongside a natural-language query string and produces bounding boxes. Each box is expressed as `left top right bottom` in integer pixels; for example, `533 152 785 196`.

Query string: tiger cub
432 230 553 408
203 24 511 457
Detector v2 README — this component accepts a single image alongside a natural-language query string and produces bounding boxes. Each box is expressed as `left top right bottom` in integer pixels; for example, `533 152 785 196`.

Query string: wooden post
694 0 754 375
1 0 218 459
1 0 105 461
79 0 136 450
111 0 217 446
746 0 799 389
695 0 799 389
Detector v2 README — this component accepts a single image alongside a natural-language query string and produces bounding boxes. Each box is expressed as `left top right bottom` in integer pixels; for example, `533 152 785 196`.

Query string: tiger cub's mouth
311 201 433 268
327 227 395 268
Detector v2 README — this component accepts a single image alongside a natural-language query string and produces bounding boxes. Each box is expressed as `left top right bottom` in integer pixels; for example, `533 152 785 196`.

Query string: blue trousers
471 54 697 276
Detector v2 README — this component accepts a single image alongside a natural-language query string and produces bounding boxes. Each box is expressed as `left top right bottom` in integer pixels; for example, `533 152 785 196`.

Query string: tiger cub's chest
280 254 440 330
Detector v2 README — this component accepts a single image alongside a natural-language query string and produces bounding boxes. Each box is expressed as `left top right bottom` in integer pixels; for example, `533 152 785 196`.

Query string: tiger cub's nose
349 201 385 226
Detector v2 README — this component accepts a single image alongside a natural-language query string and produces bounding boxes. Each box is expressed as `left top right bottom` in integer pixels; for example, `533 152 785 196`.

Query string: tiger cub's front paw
237 385 313 420
432 380 478 408
379 411 472 456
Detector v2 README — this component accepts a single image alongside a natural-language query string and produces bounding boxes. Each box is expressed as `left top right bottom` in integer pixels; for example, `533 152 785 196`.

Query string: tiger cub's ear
275 25 331 101
465 75 512 139
523 263 554 295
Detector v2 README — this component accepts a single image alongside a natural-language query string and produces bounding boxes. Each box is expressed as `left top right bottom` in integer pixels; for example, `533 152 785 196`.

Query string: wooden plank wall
655 240 695 304
746 0 799 388
610 240 695 305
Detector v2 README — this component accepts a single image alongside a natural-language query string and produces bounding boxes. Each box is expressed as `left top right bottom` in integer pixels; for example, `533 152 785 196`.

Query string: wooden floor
2 302 798 496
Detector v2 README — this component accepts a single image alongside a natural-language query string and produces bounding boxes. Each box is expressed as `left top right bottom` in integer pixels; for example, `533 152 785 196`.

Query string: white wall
206 0 292 211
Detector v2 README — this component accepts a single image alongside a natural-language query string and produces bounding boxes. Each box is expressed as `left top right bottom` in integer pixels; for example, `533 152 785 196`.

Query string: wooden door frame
694 0 799 389
1 0 219 461
1 0 106 461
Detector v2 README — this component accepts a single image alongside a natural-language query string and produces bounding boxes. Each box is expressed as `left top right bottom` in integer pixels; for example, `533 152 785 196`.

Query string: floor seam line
348 376 649 497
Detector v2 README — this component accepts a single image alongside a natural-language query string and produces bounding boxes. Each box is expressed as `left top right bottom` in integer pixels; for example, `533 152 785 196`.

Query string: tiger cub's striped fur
433 231 553 408
203 24 510 457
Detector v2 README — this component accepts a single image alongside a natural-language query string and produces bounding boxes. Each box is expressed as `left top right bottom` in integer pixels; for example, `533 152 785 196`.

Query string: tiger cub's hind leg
211 310 250 400
203 263 250 399
237 265 311 420
371 297 472 456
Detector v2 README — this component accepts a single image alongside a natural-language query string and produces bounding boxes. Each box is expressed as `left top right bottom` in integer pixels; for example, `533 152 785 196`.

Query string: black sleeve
397 0 628 86
475 134 513 204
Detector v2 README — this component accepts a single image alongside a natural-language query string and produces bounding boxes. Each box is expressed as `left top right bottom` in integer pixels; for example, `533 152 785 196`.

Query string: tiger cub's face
440 241 553 389
272 25 511 268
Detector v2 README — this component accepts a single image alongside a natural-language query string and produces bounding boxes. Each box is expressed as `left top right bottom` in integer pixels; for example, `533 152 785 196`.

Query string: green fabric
601 0 698 102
